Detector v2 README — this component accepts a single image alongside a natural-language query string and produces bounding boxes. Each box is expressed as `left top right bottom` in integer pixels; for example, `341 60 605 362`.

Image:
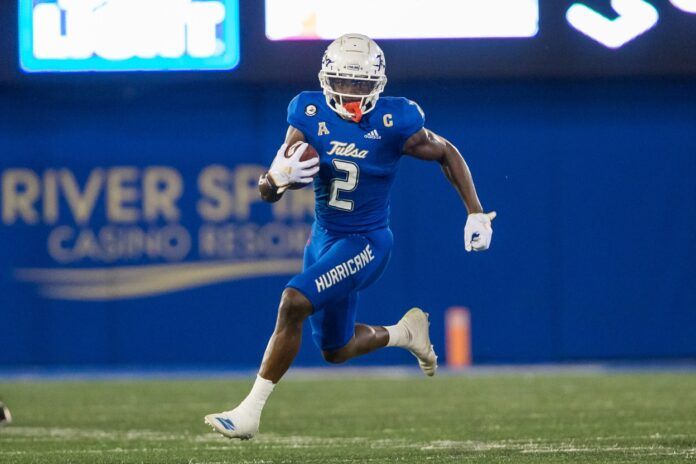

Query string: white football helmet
319 33 387 122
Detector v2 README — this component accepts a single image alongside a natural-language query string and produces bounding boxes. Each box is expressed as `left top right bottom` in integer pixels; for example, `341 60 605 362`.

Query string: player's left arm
403 128 496 252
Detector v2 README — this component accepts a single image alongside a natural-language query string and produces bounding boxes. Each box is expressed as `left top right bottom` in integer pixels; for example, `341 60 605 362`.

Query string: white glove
267 142 320 193
464 211 496 252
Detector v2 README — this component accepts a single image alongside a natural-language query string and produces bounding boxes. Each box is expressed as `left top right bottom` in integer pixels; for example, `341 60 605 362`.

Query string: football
286 141 319 189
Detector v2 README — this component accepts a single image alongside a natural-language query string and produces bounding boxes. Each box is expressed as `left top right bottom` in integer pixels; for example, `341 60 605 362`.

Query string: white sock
237 375 275 417
385 323 410 348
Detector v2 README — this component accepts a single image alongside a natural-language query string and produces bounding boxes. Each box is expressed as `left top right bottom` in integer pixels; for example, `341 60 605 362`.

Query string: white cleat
398 308 438 376
204 407 259 440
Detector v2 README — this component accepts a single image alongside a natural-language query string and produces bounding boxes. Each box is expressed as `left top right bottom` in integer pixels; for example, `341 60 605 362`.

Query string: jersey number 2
328 159 359 212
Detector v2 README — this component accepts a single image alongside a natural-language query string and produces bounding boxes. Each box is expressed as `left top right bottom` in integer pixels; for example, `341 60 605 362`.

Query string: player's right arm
258 126 308 203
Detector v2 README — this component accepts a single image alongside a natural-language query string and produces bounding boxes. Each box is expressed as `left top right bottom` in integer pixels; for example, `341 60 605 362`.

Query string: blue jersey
287 91 425 234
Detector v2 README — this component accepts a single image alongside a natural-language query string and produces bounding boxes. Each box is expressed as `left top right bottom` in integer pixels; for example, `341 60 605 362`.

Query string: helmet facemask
319 72 387 122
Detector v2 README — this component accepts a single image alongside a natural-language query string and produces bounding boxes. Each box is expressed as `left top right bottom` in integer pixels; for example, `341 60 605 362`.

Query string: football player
205 33 495 439
0 402 11 427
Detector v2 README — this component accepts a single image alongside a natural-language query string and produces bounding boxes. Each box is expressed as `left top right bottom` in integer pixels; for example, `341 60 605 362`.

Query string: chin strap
342 102 363 123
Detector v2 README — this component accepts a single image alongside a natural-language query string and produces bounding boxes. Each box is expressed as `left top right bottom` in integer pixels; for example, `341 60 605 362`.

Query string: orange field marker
445 307 472 368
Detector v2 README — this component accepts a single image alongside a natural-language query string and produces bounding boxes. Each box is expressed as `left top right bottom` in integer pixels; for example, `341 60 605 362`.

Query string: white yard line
2 426 695 456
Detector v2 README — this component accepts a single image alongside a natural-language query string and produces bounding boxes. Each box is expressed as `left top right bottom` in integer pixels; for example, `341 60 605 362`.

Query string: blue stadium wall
1 80 695 367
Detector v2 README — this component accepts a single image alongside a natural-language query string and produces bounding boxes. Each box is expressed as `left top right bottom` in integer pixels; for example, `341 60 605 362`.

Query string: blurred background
1 0 695 371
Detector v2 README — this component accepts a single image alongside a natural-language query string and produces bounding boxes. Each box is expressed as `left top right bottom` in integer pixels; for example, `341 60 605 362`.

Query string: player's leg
310 291 387 363
204 229 322 440
293 231 394 358
318 241 392 363
258 288 312 383
321 322 388 364
319 228 438 374
321 308 437 377
204 288 313 440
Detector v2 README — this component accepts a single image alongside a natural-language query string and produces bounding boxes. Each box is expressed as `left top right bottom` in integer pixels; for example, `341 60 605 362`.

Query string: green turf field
1 372 695 463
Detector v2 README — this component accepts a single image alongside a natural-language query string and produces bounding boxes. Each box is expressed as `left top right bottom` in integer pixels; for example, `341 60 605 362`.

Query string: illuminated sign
19 0 240 72
567 0 696 49
265 0 539 40
567 0 659 49
670 0 696 13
